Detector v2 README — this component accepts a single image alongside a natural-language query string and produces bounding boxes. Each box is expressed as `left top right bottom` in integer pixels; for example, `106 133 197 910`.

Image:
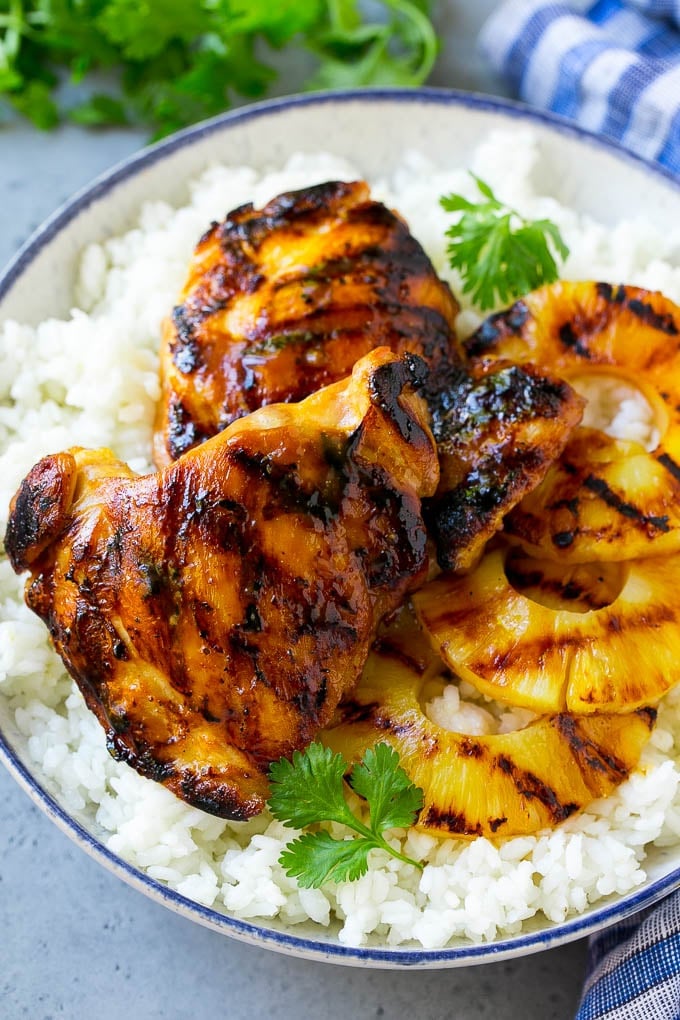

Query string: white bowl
2 88 680 968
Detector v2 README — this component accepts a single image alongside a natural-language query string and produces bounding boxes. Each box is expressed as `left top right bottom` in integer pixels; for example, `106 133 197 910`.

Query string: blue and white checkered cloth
480 3 680 1014
480 0 680 175
576 893 680 1017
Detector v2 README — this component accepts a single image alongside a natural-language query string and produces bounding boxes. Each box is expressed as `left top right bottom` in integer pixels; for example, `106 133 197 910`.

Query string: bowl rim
1 85 680 968
2 84 679 303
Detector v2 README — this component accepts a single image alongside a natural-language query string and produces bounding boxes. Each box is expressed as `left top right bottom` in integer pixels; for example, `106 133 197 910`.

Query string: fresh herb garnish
441 173 570 311
267 741 424 888
0 0 438 138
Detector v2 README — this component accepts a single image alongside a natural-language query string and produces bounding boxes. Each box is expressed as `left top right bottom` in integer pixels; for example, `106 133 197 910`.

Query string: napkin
575 892 680 1018
480 0 680 175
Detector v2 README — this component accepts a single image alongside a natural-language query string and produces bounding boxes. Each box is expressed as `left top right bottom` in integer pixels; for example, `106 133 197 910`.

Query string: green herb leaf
279 830 374 888
350 742 423 833
8 79 58 129
307 0 437 90
268 741 424 889
0 0 437 136
441 174 570 311
96 0 208 61
268 742 357 830
69 92 129 126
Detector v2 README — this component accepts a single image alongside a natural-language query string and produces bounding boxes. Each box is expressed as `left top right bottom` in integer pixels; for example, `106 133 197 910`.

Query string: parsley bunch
268 742 424 888
0 0 437 137
441 173 570 311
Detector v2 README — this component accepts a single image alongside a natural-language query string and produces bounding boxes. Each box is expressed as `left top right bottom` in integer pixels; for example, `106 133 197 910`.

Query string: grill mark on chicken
153 179 460 466
167 396 214 463
463 302 530 357
368 352 432 447
7 350 439 818
177 773 260 820
170 306 206 374
423 361 584 572
4 451 77 571
107 733 177 783
220 180 360 249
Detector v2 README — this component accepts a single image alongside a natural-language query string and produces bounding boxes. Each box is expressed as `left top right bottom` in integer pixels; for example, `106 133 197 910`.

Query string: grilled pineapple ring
413 545 680 714
322 621 655 839
465 281 680 562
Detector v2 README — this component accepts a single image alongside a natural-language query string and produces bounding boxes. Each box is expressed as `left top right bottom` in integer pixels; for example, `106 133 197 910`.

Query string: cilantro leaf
279 830 373 888
0 0 437 136
441 174 570 311
268 742 356 830
268 741 424 889
349 742 423 833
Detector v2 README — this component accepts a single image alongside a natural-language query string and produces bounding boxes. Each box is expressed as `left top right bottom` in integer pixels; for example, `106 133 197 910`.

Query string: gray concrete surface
0 3 589 1017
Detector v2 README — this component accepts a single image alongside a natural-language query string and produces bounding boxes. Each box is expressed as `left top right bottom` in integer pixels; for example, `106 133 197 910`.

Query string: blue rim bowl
1 86 679 968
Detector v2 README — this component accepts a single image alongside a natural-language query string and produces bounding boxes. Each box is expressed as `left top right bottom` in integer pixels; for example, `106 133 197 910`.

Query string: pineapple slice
465 281 680 562
412 544 680 714
322 615 655 839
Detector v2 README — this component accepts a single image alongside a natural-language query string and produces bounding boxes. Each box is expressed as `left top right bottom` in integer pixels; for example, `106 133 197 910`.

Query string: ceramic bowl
2 88 680 968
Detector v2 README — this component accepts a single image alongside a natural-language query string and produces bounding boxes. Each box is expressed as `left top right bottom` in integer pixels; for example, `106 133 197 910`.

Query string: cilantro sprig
267 742 424 889
441 173 570 311
0 0 438 138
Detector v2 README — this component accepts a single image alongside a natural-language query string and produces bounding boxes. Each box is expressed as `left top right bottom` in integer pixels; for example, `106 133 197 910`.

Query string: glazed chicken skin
5 349 439 819
424 359 584 572
154 179 460 466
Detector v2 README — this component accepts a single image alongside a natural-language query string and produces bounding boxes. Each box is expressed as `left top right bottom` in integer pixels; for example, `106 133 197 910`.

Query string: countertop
0 3 589 1018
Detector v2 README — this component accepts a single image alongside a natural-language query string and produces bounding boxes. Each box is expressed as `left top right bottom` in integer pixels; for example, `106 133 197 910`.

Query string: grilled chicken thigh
5 349 439 819
153 179 460 466
423 359 584 572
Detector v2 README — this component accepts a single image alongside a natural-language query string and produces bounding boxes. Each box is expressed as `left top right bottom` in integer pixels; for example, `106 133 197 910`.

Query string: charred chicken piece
153 179 460 467
423 359 584 573
5 349 439 820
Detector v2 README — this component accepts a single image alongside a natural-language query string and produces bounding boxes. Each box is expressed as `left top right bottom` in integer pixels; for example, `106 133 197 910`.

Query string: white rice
3 129 680 949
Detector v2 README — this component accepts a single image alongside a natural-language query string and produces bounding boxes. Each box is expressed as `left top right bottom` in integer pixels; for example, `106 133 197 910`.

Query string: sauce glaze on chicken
153 180 461 467
5 350 439 819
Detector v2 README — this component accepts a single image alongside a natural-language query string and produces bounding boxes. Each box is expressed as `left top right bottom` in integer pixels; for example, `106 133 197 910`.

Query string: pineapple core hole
505 549 627 613
569 372 660 450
